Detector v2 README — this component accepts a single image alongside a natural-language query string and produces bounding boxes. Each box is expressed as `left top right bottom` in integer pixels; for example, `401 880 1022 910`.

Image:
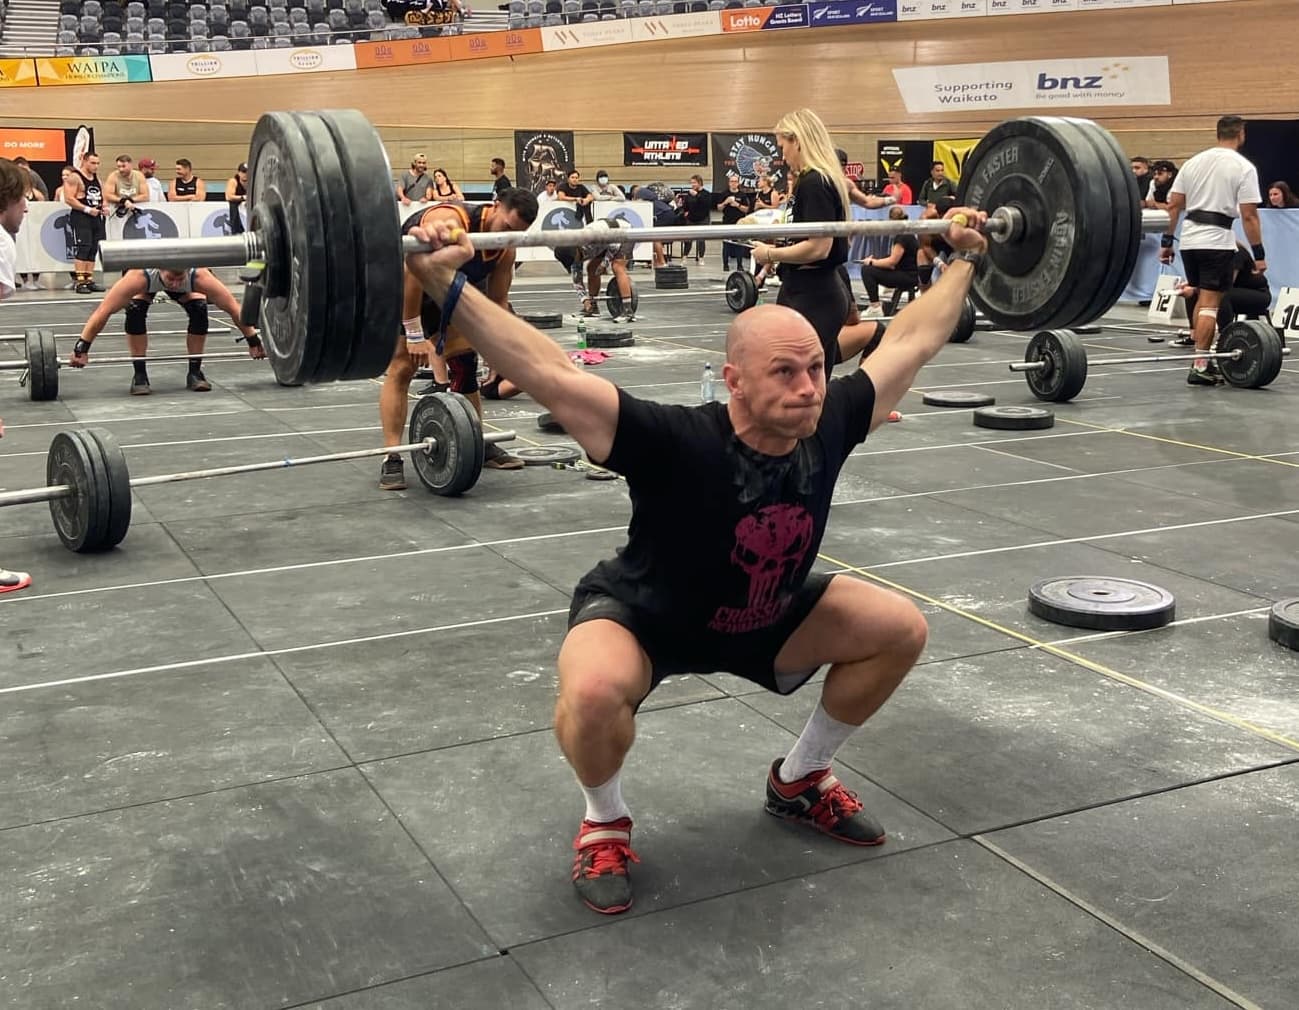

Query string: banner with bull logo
514 129 575 194
711 133 787 192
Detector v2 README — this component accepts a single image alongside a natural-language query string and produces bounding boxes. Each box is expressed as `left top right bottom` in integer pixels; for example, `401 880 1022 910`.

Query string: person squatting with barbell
377 186 539 490
401 199 990 915
68 268 267 395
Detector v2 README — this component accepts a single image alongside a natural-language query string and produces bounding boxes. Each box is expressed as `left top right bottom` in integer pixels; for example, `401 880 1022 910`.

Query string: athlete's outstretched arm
405 222 620 462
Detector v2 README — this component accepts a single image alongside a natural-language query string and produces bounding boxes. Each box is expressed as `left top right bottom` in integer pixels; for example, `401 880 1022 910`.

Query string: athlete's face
83 155 100 175
727 309 826 442
159 270 187 289
0 194 27 238
489 208 531 233
116 158 132 176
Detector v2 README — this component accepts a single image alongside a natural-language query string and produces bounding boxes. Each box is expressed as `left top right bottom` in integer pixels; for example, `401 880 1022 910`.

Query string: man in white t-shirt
1161 115 1266 386
0 158 34 595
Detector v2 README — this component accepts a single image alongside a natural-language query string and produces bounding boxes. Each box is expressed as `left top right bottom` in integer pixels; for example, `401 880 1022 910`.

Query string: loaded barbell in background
4 328 265 401
1011 320 1288 402
0 393 516 553
95 111 1175 388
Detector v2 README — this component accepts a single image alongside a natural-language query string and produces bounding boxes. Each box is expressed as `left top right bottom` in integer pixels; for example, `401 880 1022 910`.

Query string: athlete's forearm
1240 207 1263 248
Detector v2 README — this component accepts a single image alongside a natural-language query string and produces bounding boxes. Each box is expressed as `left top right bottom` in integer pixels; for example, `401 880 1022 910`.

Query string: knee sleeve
446 350 479 395
859 320 888 363
123 299 151 335
183 298 209 336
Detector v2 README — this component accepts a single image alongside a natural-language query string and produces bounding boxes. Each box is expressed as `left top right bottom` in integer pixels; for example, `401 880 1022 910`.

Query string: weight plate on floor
1267 598 1299 651
315 110 403 381
1147 334 1165 343
725 270 759 313
958 117 1117 331
408 392 483 496
536 411 566 433
587 329 635 348
83 427 133 550
521 312 563 329
291 112 356 384
1024 329 1088 402
922 389 996 407
46 430 109 552
1028 576 1175 631
972 405 1055 430
605 277 639 320
515 445 581 466
949 298 976 343
586 468 618 481
1217 319 1284 389
247 111 329 386
26 327 59 401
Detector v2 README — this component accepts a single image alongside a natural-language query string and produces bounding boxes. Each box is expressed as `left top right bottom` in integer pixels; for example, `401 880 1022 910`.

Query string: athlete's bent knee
183 298 209 336
124 299 150 335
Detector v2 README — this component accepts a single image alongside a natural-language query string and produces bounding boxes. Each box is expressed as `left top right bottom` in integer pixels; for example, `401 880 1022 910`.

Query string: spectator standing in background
139 159 166 203
917 161 955 207
755 174 782 211
104 154 148 217
13 157 48 199
591 171 625 202
1131 156 1153 200
537 178 559 208
716 175 755 273
169 159 205 202
490 157 512 197
1144 160 1177 210
1266 181 1299 208
557 169 595 225
17 163 45 290
398 155 432 205
431 168 463 201
882 168 912 207
226 163 248 235
678 174 712 264
65 150 105 294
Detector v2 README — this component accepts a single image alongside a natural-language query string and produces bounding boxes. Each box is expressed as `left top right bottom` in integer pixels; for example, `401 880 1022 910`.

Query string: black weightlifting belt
1186 210 1235 229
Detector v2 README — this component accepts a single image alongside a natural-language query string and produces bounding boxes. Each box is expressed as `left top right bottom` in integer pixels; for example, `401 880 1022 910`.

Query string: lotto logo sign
722 4 810 30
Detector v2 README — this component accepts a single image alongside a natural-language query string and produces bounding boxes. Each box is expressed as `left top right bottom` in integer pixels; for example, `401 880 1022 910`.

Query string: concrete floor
1 261 1297 1009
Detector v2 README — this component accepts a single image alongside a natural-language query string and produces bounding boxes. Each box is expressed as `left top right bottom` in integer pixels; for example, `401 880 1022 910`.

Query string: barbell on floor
92 110 1170 387
0 393 516 553
3 327 265 401
1011 320 1288 401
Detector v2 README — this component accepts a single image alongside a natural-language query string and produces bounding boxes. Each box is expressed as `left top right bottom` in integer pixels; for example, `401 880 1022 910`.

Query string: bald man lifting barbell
402 205 989 916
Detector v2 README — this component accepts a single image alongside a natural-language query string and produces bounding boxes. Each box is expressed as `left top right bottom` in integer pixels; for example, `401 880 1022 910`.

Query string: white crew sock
579 770 631 824
779 702 859 783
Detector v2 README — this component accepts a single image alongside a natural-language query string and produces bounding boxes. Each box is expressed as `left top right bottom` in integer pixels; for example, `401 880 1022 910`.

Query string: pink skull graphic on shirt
708 504 814 634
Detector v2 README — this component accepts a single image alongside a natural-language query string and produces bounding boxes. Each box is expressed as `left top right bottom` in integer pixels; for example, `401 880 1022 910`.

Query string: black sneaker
379 455 407 490
1170 332 1194 347
571 817 638 915
186 370 211 392
416 380 450 397
75 282 94 294
1187 364 1222 386
483 442 524 470
129 376 151 396
764 758 886 846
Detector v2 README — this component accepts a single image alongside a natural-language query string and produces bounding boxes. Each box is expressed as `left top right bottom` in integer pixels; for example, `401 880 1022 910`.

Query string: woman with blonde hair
752 109 854 366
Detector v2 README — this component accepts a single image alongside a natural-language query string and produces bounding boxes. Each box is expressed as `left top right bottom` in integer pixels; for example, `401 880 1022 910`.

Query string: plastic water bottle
700 362 715 403
576 316 587 350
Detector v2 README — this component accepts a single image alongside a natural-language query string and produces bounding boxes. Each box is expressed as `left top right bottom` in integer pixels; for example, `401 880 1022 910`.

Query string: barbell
0 393 516 553
3 327 265 401
1011 320 1288 401
90 111 1173 388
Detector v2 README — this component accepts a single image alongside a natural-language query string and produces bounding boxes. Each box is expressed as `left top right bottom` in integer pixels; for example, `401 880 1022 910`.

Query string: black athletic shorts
777 266 852 367
567 573 835 698
1180 248 1236 294
70 212 104 258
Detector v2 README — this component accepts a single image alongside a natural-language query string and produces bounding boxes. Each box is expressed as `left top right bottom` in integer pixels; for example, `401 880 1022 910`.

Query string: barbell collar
0 429 516 508
98 209 1174 272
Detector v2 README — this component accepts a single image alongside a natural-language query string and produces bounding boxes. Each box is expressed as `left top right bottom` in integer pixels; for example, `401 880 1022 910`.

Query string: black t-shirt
1233 246 1268 291
174 175 198 198
716 189 754 225
890 234 919 273
680 189 712 223
1151 180 1172 204
558 181 592 222
789 169 847 272
493 174 512 196
576 370 876 636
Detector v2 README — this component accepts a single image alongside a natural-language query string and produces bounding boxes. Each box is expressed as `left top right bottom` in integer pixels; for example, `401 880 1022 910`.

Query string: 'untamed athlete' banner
514 130 574 193
623 133 708 168
711 133 787 192
36 55 152 85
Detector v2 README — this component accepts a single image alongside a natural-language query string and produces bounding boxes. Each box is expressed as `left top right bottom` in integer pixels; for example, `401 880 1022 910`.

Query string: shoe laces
808 776 864 828
573 821 640 879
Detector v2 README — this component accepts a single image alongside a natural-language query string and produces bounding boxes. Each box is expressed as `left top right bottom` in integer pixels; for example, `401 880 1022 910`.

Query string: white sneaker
23 280 40 291
863 304 884 319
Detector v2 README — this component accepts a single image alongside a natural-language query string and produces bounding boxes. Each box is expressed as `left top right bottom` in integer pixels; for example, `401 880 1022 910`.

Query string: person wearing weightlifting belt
377 187 538 491
68 268 265 395
0 157 33 594
403 203 989 916
1160 115 1266 386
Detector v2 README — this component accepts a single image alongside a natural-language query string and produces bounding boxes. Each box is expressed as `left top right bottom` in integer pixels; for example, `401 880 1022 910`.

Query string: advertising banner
354 37 452 68
898 0 986 17
0 59 38 88
1075 0 1169 9
807 0 897 25
515 130 575 193
711 133 787 192
876 139 933 198
932 137 979 185
629 11 721 41
149 50 260 80
36 55 152 85
892 55 1170 113
252 45 357 76
0 128 69 161
988 0 1076 15
623 133 708 168
540 19 633 50
721 4 809 31
448 28 542 60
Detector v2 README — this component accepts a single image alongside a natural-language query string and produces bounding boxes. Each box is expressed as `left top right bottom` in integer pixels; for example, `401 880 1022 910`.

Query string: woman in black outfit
860 205 920 315
751 108 853 367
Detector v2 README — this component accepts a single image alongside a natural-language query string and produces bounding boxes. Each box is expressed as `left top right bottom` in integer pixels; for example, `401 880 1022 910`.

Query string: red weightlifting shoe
571 817 639 915
0 568 32 595
764 759 886 846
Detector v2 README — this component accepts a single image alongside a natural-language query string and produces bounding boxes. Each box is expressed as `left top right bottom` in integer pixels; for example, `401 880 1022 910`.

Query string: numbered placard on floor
1271 286 1299 341
1147 273 1188 325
